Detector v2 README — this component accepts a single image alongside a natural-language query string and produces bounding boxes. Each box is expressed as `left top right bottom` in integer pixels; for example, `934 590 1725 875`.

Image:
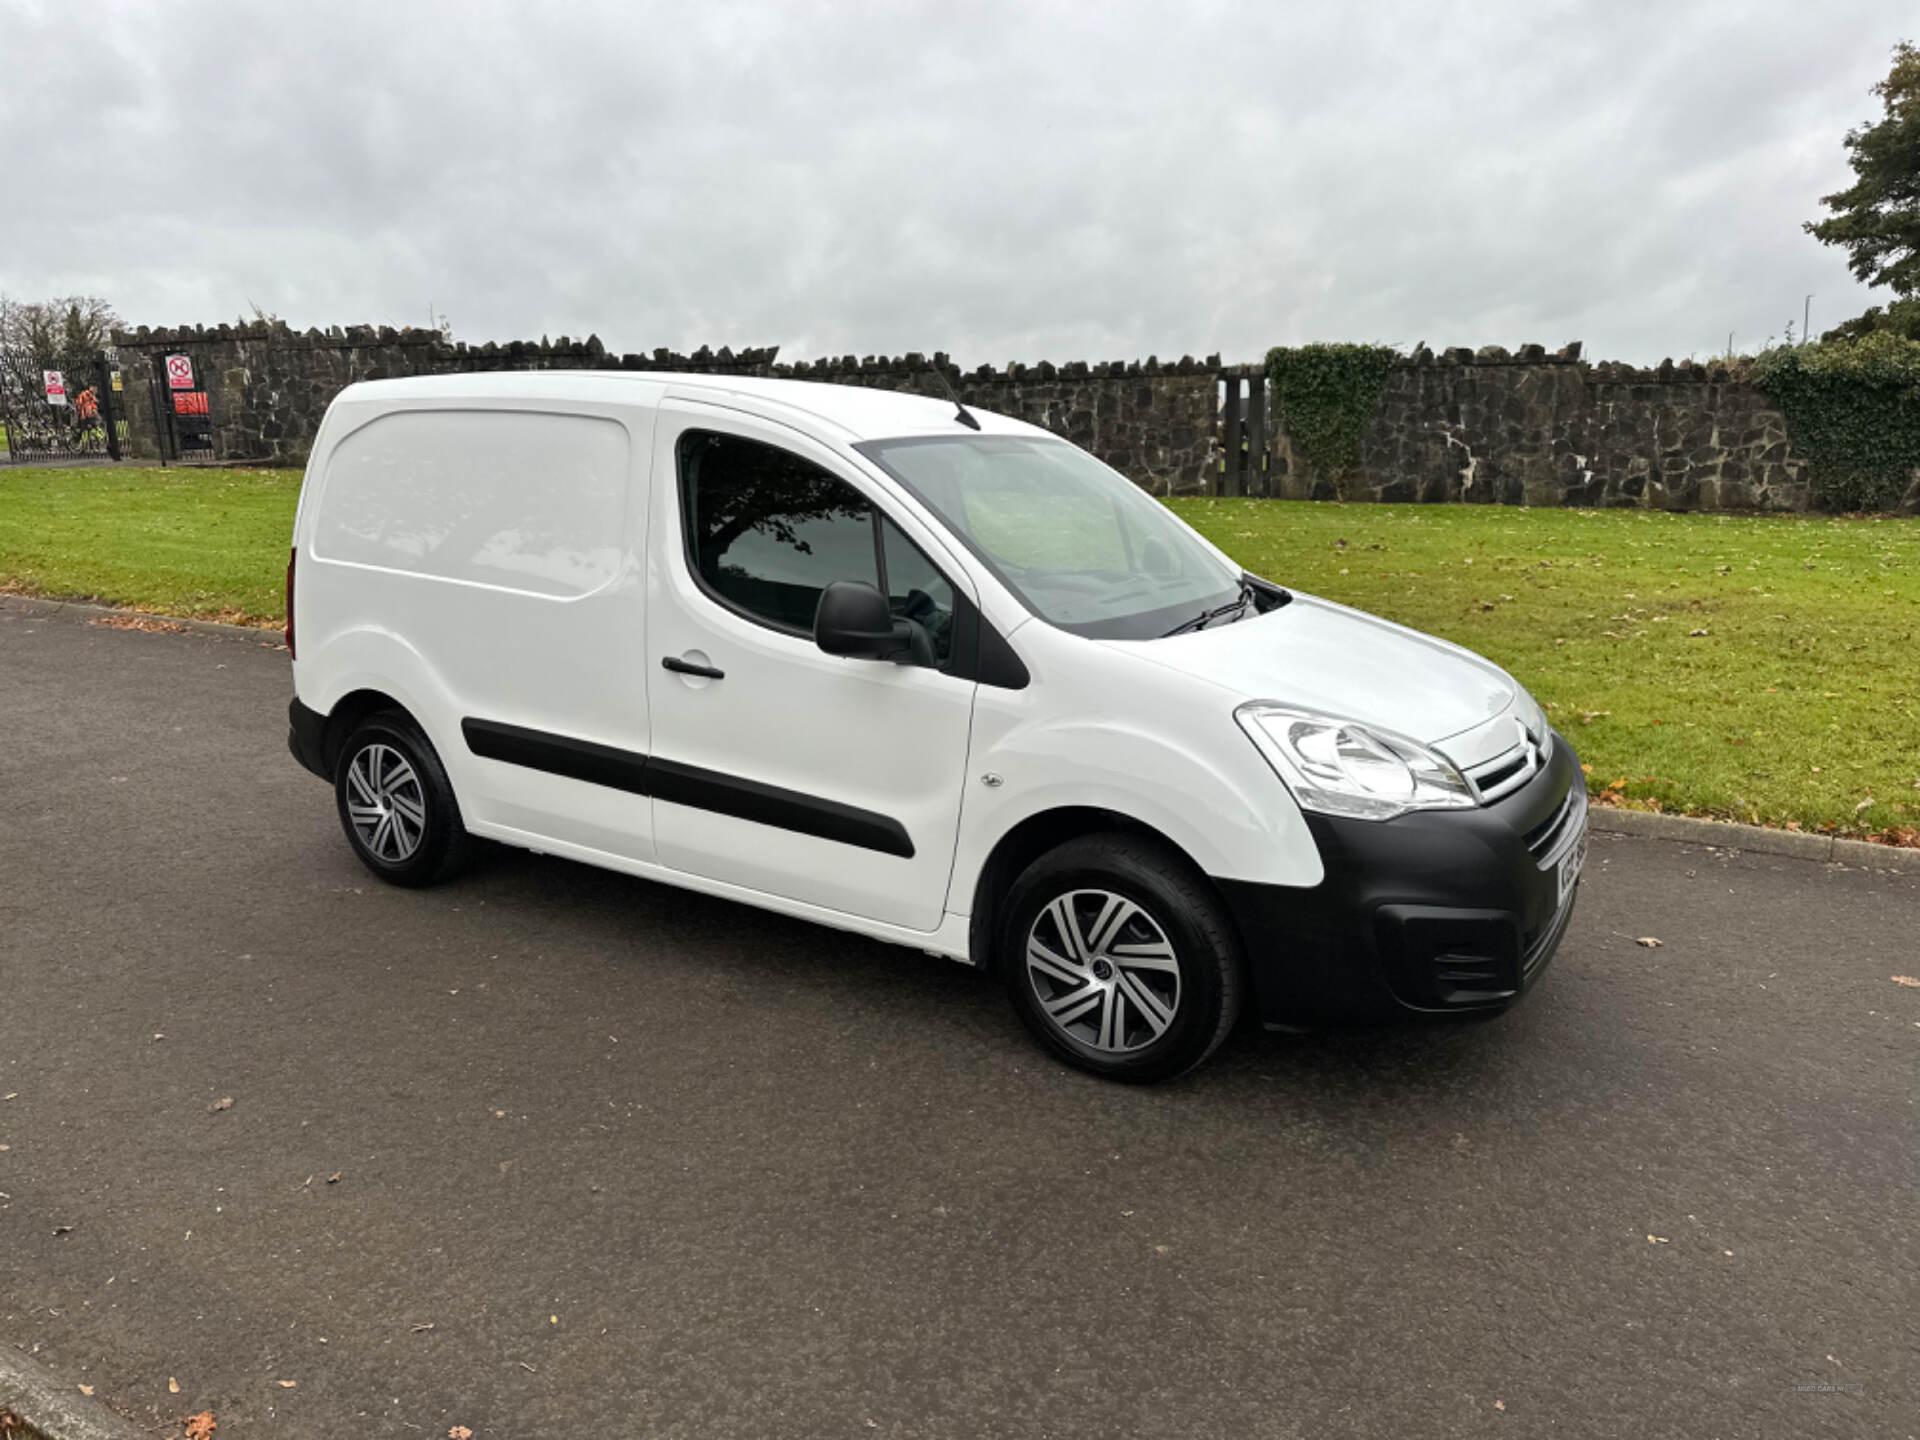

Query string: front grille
1524 786 1584 868
1464 724 1548 803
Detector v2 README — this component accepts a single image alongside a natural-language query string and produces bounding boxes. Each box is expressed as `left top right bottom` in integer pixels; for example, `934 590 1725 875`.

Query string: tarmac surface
2 600 1915 1437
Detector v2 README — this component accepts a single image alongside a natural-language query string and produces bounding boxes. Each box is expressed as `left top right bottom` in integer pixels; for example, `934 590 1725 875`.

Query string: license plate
1557 816 1589 911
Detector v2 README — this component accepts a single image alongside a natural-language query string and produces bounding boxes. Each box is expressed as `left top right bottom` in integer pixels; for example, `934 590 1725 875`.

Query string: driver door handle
662 655 725 680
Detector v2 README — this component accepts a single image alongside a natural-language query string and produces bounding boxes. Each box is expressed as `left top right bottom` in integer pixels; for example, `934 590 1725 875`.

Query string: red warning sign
165 354 195 390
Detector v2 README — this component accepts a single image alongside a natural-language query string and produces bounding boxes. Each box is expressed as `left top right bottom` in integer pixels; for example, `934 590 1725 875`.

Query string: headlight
1235 703 1477 821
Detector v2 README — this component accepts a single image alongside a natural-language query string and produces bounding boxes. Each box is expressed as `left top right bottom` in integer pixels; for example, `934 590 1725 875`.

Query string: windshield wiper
1160 578 1258 637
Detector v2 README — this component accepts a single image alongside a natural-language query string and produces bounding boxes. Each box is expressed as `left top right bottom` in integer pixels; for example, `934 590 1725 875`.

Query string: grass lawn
2 466 1915 838
0 464 301 626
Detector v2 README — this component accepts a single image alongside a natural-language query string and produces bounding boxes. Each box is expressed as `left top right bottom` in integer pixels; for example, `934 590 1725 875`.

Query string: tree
0 294 120 357
1806 42 1920 298
1820 295 1920 343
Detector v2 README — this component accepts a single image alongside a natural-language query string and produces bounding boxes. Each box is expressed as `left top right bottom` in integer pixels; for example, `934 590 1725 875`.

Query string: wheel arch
967 806 1218 973
319 687 416 776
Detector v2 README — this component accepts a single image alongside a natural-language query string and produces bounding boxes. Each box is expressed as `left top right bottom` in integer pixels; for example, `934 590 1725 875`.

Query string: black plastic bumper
1218 730 1585 1029
288 697 330 781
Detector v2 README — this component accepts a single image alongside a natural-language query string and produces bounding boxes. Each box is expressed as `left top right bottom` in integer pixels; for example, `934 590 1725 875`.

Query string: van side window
679 431 877 632
677 430 956 665
880 518 954 664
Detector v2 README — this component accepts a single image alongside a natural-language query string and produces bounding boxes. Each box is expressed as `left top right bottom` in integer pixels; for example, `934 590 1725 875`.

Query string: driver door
643 399 978 932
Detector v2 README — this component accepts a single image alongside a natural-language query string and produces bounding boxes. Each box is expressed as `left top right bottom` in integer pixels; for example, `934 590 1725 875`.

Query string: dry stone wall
110 323 1833 510
109 323 1221 496
1264 343 1812 512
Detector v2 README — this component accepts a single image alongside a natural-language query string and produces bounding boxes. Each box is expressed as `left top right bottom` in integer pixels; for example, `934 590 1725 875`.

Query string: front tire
333 711 473 887
1000 833 1244 1082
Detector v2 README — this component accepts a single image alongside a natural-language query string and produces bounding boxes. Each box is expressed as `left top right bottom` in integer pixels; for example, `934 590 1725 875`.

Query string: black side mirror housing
815 580 912 660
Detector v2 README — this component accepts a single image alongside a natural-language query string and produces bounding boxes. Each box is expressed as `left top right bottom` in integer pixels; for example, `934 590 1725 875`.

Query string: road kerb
0 1345 150 1440
1589 806 1920 873
0 593 278 643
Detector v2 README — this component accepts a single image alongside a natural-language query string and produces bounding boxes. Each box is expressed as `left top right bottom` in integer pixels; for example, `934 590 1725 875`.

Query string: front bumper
1217 729 1586 1029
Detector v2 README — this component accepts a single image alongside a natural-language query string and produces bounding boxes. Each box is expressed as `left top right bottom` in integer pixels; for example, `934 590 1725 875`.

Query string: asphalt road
1 600 1915 1439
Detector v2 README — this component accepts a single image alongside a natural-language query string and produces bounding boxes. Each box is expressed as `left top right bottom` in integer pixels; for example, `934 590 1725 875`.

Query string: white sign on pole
43 370 68 406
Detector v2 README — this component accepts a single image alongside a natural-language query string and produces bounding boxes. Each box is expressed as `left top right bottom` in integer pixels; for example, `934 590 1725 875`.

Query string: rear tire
1000 833 1243 1083
333 711 474 887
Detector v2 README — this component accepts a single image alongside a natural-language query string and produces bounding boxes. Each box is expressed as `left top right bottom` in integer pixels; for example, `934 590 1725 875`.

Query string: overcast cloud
2 0 1910 365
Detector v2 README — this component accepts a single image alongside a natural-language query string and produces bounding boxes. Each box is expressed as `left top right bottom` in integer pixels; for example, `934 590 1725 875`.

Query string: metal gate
1217 371 1269 497
0 345 124 464
144 353 218 463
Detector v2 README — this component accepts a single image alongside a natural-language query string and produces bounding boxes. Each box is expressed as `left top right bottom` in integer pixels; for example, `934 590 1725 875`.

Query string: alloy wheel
1025 889 1182 1053
344 742 427 863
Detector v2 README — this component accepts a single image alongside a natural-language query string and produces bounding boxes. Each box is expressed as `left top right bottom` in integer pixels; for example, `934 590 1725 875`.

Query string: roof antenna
926 352 981 430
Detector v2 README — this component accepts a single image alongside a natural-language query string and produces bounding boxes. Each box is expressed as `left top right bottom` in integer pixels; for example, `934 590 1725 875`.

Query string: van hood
1110 593 1519 746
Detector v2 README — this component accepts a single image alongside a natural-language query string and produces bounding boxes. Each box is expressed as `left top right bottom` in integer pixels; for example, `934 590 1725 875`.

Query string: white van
286 372 1586 1081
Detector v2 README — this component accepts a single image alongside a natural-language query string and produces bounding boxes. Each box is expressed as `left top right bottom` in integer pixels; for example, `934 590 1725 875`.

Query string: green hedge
1753 331 1920 512
1264 344 1398 486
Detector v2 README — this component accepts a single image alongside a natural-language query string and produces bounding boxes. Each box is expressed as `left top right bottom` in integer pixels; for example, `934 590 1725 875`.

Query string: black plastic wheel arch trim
459 717 914 858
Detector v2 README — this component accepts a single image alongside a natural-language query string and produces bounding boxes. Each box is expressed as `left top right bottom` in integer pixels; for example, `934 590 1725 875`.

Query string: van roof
334 370 1045 441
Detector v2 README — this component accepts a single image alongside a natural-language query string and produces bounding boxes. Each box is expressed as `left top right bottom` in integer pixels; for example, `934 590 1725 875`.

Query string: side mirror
815 580 911 660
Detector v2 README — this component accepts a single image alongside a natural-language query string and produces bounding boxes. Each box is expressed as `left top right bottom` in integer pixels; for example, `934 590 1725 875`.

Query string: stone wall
110 323 1835 510
109 323 1221 496
1262 343 1813 511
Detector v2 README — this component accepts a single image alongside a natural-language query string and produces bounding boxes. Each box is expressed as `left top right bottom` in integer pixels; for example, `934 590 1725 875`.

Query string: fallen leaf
208 1097 233 1114
1689 628 1709 637
77 1385 94 1396
90 615 186 634
1647 1234 1670 1243
1892 976 1920 988
450 1429 474 1440
276 1380 296 1389
52 1224 74 1236
411 1323 435 1333
549 1314 558 1325
1494 1400 1506 1411
169 1377 181 1395
184 1412 217 1440
1636 937 1663 948
326 1171 341 1184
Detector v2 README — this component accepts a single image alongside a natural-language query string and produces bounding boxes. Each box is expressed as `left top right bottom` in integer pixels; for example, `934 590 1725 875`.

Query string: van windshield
854 434 1244 639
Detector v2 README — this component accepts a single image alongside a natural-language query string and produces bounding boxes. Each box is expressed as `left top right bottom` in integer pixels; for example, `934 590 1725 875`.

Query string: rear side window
314 410 628 598
678 429 954 662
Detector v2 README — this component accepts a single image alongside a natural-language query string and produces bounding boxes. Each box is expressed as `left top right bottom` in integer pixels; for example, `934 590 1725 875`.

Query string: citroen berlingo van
285 372 1586 1081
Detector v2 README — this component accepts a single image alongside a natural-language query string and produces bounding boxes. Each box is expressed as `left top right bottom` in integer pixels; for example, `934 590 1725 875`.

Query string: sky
2 0 1911 367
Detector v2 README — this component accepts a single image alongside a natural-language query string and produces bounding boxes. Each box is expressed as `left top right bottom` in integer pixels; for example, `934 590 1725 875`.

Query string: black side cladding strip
462 718 651 796
460 719 915 859
645 757 914 859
